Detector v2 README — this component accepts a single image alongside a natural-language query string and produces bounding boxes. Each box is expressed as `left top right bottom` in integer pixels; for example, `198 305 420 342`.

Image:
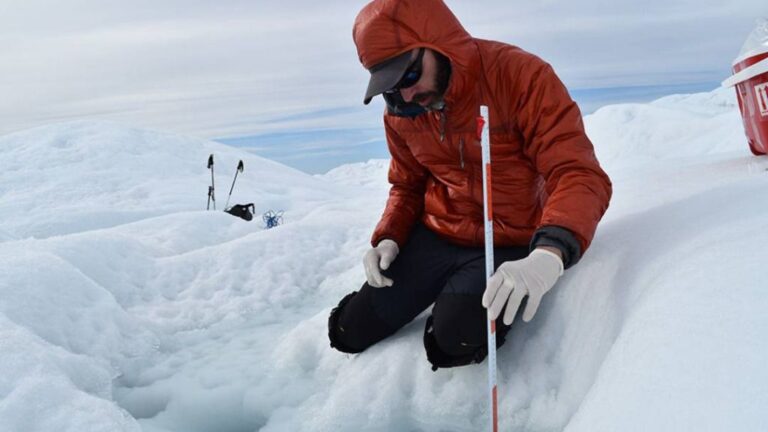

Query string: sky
1 0 766 172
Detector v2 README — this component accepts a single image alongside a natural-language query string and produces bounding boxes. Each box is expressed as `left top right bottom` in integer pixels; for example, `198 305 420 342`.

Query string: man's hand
482 248 564 325
363 239 399 287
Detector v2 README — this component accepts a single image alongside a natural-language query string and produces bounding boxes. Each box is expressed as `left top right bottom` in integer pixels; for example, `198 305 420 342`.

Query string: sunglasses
385 48 425 94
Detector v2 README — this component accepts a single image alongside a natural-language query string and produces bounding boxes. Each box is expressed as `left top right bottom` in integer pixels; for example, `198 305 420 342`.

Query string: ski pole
224 160 244 210
479 105 498 432
207 154 216 210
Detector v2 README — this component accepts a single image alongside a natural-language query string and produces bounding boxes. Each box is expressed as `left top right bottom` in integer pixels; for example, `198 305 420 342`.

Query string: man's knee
431 295 487 356
424 294 511 370
328 288 396 354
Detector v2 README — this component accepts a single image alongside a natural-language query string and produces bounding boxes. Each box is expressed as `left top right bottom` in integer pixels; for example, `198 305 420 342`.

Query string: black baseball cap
363 49 416 105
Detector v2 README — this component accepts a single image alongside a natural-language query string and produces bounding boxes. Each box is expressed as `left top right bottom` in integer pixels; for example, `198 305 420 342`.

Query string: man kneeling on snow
328 0 612 370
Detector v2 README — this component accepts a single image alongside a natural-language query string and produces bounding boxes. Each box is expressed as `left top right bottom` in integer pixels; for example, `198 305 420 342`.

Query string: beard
434 50 452 95
383 50 454 117
420 50 452 111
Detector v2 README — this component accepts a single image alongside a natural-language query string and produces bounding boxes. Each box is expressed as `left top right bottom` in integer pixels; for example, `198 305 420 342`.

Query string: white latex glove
482 248 564 325
363 239 399 288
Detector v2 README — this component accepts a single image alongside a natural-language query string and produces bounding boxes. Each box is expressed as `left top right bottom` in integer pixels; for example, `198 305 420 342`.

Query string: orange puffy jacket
354 0 612 266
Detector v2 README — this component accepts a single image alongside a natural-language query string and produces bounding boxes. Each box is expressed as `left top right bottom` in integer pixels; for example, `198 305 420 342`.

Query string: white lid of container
722 57 768 87
732 18 768 65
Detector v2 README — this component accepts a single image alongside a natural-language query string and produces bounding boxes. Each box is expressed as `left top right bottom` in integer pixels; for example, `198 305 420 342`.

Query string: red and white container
722 19 768 155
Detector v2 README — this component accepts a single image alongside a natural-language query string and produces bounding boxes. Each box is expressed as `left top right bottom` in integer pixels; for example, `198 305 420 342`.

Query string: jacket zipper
439 109 447 142
438 107 464 170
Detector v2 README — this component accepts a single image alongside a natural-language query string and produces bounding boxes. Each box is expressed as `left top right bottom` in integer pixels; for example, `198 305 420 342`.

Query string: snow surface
0 87 767 432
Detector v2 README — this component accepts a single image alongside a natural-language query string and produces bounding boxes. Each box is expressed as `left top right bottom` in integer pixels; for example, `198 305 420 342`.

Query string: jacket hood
353 0 480 104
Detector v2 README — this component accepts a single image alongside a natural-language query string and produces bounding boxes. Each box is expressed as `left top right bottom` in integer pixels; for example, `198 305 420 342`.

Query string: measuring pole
479 105 498 432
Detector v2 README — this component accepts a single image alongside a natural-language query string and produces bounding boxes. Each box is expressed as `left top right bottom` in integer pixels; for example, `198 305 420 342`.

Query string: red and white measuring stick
478 105 498 432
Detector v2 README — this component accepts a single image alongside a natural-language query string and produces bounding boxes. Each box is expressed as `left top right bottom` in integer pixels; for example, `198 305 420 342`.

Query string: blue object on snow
263 210 284 229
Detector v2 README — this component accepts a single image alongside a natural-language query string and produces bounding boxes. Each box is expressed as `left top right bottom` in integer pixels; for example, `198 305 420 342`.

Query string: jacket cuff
371 236 399 249
371 231 405 249
530 225 582 269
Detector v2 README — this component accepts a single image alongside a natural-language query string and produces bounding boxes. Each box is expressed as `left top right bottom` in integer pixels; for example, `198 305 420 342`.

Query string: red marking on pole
492 386 499 432
490 319 496 334
485 164 493 220
476 116 486 140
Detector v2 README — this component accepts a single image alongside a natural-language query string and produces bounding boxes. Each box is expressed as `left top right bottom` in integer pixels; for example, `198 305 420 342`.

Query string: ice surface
0 87 766 431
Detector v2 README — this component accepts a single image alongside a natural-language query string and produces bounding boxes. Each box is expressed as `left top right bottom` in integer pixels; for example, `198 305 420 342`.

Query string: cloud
0 0 765 140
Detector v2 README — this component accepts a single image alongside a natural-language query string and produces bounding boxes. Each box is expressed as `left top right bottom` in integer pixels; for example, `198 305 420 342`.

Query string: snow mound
317 159 389 189
0 120 336 239
586 86 743 168
0 88 767 432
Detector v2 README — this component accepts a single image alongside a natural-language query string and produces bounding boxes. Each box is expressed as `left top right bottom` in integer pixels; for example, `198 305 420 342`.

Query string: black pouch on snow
225 203 255 221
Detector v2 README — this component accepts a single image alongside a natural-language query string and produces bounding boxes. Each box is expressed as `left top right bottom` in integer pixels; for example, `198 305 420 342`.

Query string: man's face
398 48 445 108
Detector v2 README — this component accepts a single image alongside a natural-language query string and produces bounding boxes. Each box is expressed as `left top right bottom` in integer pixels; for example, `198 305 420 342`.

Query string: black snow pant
328 222 530 370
